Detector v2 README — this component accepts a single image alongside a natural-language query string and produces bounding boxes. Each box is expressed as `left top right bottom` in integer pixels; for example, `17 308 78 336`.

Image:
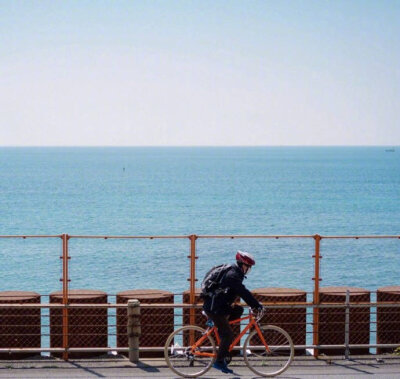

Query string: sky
0 0 399 146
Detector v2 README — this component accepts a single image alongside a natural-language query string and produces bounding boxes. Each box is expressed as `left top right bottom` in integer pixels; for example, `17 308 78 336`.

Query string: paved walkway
0 355 399 378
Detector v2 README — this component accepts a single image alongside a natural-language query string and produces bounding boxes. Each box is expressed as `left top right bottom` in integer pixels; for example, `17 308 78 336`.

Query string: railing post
127 299 141 363
312 234 321 357
345 289 350 359
61 233 70 361
188 235 198 326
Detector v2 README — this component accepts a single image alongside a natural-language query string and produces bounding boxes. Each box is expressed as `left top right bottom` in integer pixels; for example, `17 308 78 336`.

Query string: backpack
201 264 232 298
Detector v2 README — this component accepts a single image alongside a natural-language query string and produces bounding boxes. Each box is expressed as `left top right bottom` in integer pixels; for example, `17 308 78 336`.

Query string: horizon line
0 145 398 148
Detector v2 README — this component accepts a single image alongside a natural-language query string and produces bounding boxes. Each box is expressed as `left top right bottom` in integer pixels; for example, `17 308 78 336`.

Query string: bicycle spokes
244 325 294 377
164 326 216 378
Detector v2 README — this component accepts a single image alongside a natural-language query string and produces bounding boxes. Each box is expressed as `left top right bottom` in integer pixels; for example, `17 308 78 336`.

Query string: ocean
0 146 399 296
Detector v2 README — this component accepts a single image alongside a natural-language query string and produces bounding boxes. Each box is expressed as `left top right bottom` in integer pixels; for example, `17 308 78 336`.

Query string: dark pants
205 305 243 363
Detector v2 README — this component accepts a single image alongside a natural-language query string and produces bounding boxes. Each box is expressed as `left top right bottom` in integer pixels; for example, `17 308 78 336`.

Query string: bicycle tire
243 324 294 377
164 325 216 378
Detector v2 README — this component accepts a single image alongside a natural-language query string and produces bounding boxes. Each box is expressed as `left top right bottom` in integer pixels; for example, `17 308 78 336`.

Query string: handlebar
251 306 266 321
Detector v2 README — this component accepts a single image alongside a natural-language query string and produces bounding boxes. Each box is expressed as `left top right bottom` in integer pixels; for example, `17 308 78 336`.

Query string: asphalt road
0 355 399 378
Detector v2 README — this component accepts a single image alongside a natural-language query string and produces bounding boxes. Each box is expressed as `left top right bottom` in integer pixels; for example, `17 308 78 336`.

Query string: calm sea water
0 147 399 296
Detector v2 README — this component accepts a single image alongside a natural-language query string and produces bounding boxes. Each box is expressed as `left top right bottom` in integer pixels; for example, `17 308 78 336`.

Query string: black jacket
203 263 261 315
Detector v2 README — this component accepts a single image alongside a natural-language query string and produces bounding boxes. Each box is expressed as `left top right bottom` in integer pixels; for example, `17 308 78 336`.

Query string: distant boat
385 148 395 152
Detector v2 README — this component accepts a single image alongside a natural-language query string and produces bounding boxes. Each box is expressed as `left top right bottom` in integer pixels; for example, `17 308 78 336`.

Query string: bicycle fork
253 322 272 354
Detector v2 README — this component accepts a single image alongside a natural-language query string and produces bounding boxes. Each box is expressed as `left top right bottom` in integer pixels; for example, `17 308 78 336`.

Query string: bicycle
164 307 294 377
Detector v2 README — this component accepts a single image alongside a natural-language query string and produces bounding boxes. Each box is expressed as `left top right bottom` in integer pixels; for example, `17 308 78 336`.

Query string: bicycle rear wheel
243 325 294 377
164 325 216 378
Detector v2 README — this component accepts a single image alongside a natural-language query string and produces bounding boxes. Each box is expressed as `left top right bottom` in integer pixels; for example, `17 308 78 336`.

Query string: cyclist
203 250 263 374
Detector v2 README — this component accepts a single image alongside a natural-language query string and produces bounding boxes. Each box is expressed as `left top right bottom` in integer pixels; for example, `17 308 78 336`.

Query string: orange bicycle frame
190 313 271 357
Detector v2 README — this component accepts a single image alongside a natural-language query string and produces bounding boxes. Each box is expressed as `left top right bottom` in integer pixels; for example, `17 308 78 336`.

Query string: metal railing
0 233 399 360
0 301 399 357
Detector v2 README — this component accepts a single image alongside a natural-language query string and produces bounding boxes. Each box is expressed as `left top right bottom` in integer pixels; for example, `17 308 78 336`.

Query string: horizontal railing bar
0 303 195 308
229 344 400 350
0 303 207 309
0 235 62 238
0 234 398 239
0 303 203 308
68 235 188 239
0 290 394 304
312 344 400 349
199 235 399 239
0 348 129 353
314 302 399 308
0 348 65 353
1 344 400 354
320 235 400 239
196 235 314 238
0 302 398 309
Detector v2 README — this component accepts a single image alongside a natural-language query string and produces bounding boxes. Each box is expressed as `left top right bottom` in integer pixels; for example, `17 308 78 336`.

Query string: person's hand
251 306 264 317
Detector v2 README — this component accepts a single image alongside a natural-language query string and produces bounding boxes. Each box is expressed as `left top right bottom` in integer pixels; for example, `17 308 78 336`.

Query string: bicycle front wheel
243 325 294 377
164 325 216 378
